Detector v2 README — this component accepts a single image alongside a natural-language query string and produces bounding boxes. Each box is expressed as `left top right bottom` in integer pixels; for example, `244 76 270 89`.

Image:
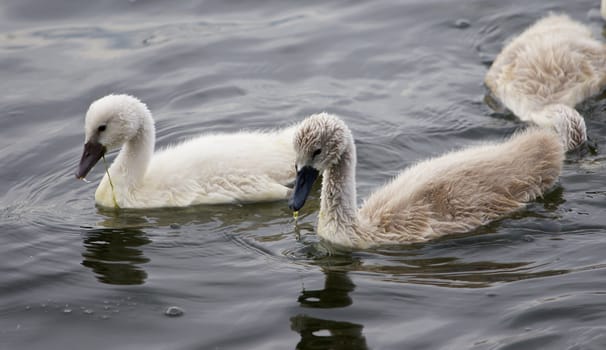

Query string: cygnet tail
529 104 587 151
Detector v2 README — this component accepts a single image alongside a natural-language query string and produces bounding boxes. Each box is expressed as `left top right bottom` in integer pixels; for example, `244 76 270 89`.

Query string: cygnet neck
110 106 155 187
318 132 361 244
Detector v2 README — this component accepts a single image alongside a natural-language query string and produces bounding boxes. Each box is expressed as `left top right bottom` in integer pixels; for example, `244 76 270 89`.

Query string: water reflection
299 270 355 309
290 314 368 350
80 208 155 285
95 200 295 230
306 247 570 288
293 255 368 350
357 256 569 288
290 240 571 348
81 227 150 285
304 245 570 288
81 202 294 285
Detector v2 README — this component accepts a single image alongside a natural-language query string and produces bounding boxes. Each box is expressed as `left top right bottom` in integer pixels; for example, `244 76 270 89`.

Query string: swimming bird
76 94 296 208
288 112 576 249
485 13 600 148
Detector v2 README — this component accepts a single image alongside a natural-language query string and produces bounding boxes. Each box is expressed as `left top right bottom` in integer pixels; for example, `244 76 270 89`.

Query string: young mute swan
288 112 582 249
485 13 599 148
76 94 296 208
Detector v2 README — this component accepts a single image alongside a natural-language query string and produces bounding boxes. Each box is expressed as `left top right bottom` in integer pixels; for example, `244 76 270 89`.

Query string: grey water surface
1 0 606 349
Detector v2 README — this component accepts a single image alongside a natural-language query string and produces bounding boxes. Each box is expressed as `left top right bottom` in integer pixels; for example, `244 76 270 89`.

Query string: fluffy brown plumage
485 13 599 149
290 113 568 249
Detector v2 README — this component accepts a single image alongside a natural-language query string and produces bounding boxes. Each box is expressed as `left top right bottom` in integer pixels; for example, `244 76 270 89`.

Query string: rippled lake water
2 0 606 349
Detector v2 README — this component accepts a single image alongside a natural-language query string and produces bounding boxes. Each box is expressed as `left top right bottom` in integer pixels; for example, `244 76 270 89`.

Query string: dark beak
289 166 320 211
75 141 106 179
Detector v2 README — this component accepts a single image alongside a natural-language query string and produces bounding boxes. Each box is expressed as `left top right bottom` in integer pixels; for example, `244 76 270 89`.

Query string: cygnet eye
98 125 107 132
312 149 322 159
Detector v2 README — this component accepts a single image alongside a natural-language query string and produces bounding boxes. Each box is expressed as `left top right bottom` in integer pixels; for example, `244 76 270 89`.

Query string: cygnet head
533 104 587 151
289 112 351 211
76 94 153 179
